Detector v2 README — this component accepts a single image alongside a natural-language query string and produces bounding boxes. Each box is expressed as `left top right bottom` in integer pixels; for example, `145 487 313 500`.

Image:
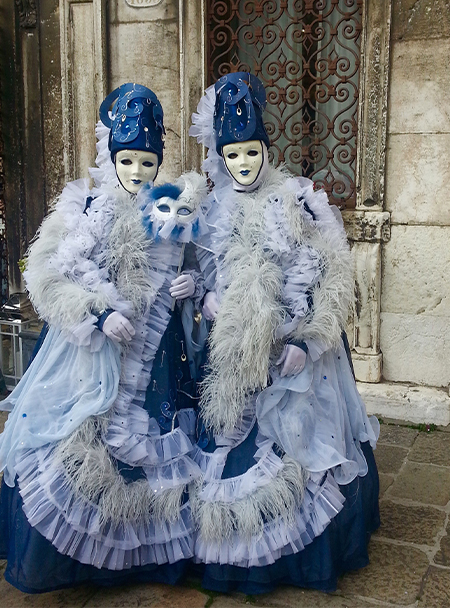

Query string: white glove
102 311 135 343
169 274 195 300
202 291 220 321
276 344 307 377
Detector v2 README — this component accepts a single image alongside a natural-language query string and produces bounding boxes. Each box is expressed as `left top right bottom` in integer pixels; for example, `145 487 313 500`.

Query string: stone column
346 0 392 383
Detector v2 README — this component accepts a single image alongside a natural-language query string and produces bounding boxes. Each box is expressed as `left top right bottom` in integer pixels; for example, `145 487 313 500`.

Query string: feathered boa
24 122 208 348
199 165 354 433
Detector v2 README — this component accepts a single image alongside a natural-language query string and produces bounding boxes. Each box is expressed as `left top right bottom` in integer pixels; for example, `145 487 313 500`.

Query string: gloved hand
202 291 220 321
169 274 195 300
102 311 135 343
276 344 307 377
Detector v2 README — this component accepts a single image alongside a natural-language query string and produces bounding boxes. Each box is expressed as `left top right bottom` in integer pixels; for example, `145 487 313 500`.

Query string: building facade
1 0 449 422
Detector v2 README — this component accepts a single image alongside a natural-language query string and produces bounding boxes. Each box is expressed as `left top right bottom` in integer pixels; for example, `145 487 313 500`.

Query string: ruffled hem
194 472 344 568
143 455 202 492
101 240 188 467
214 405 256 449
16 447 195 570
106 412 196 467
197 441 284 503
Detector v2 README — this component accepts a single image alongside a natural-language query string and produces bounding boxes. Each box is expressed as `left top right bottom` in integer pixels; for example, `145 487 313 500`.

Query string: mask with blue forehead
213 72 270 155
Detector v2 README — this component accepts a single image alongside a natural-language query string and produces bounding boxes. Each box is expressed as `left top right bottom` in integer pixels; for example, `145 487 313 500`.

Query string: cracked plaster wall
382 0 450 387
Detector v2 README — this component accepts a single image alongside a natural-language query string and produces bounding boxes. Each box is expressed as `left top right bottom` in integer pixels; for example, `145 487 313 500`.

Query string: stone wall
108 0 181 182
382 0 450 389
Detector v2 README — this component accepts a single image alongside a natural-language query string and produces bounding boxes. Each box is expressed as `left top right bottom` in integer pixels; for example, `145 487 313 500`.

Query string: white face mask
115 149 159 193
153 195 196 226
222 140 265 187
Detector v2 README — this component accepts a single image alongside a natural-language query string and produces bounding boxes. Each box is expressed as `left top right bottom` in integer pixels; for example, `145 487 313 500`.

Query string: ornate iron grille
206 0 363 208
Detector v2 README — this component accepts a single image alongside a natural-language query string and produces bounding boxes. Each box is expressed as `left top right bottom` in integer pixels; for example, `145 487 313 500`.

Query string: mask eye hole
248 150 259 157
120 158 132 165
177 207 193 216
143 161 154 167
156 204 171 213
226 152 238 160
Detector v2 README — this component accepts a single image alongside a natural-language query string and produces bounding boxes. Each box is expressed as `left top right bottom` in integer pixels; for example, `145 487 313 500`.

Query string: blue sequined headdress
213 72 270 155
99 83 165 164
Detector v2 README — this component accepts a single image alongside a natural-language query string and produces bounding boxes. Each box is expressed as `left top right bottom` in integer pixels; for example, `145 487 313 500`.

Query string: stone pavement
1 415 450 608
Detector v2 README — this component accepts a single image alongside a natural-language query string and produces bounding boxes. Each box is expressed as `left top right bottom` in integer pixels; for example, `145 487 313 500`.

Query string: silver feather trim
191 455 308 542
54 418 185 524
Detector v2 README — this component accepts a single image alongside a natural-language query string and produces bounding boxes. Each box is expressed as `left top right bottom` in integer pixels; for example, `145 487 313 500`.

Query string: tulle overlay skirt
0 310 200 592
190 338 380 593
193 441 379 594
0 335 379 593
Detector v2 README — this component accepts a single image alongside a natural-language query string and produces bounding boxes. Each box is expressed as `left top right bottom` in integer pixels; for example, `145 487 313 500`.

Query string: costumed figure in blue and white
0 83 209 593
188 73 380 593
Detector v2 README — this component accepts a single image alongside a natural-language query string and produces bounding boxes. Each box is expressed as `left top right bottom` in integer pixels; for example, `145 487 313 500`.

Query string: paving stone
434 520 450 567
378 424 419 448
0 579 96 608
338 541 429 605
378 500 445 546
389 462 450 506
408 432 450 467
211 596 259 607
378 473 394 498
374 443 408 475
84 582 208 607
248 587 376 607
419 566 450 608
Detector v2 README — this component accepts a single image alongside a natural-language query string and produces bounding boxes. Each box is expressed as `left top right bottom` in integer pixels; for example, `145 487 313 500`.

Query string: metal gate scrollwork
207 0 363 208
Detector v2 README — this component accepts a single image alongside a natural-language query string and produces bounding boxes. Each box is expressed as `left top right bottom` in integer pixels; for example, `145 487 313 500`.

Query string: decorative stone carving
343 210 390 243
15 0 37 29
349 0 392 383
343 209 391 383
125 0 163 6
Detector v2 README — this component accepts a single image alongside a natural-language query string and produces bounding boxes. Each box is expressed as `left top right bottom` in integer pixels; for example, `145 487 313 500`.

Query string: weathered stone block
382 226 450 314
343 211 391 243
378 500 445 545
353 241 381 353
374 444 408 475
386 135 450 225
380 312 450 387
389 39 450 134
359 382 450 426
353 353 382 383
389 461 450 505
392 0 450 41
408 431 450 466
378 473 394 498
109 22 182 180
434 521 450 566
378 424 418 447
0 580 96 608
338 541 429 605
254 586 376 607
420 566 450 607
84 583 208 607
